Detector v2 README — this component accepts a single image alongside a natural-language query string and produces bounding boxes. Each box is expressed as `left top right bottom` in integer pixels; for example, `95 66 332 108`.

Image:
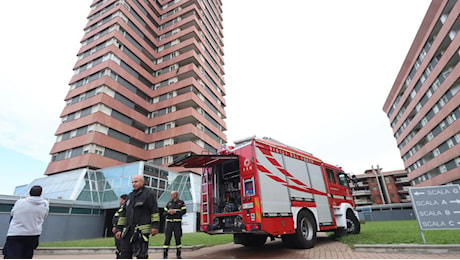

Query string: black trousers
3 235 39 259
119 229 149 259
164 221 182 247
115 236 122 258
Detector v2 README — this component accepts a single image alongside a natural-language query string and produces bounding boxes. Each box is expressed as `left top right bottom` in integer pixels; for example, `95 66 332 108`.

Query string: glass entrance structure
14 161 200 211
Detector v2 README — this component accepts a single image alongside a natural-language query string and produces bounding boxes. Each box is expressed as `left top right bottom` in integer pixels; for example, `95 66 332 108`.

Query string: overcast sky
0 0 432 195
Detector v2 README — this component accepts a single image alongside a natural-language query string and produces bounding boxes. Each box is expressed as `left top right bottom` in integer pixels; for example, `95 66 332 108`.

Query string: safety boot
176 248 182 259
163 248 168 259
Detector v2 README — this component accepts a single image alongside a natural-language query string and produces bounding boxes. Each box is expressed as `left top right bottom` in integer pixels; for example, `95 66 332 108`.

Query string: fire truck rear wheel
283 210 317 249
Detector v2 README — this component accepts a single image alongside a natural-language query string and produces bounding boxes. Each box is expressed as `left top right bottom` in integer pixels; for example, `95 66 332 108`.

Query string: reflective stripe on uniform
136 224 151 234
151 212 160 222
166 219 182 222
117 216 126 226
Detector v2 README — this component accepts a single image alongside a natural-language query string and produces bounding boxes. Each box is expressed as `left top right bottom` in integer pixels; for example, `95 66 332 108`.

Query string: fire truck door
307 162 333 224
255 147 292 215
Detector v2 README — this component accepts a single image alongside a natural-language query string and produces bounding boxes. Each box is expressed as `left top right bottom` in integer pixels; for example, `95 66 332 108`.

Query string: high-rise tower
383 0 459 187
45 0 227 175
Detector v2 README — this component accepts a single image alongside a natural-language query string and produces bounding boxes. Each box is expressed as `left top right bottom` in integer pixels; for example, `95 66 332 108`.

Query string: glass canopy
14 161 200 210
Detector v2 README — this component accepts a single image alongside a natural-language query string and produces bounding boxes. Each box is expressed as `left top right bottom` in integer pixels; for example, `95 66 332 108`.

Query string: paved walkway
25 234 460 259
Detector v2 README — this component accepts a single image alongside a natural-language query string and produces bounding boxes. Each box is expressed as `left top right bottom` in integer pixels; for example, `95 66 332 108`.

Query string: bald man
115 175 160 259
163 190 186 259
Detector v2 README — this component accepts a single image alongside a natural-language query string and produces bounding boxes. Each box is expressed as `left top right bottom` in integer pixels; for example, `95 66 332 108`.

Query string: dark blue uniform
163 199 186 258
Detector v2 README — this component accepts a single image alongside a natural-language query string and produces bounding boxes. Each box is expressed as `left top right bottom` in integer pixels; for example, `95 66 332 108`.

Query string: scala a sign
409 184 460 230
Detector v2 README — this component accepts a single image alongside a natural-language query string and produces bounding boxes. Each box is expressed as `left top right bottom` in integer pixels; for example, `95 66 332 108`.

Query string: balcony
355 199 373 205
352 190 371 196
395 177 409 184
397 186 410 194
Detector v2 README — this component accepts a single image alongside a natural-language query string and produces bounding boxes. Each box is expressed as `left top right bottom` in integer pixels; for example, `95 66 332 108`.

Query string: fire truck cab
170 136 360 248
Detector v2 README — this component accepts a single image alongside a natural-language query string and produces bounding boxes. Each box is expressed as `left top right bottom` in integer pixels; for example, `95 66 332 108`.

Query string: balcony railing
395 177 409 184
355 199 373 205
352 190 370 196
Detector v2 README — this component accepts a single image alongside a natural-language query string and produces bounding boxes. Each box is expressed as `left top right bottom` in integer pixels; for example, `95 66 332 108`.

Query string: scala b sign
409 185 460 230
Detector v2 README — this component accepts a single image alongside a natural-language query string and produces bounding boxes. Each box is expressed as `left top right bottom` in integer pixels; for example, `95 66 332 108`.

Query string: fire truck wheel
283 210 316 249
346 211 361 234
233 234 267 247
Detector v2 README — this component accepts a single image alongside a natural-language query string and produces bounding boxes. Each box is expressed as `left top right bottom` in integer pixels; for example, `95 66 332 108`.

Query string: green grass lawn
40 220 459 248
329 220 460 248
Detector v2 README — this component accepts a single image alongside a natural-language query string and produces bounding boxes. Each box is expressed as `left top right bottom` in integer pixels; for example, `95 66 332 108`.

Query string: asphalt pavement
13 233 460 259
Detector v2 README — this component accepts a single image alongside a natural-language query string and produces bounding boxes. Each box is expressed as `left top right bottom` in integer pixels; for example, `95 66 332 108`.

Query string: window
455 158 460 167
337 173 347 186
447 114 456 124
162 156 172 164
440 121 446 130
439 165 447 173
421 117 428 126
71 208 92 214
433 104 439 114
427 132 434 141
326 169 336 184
455 133 460 143
0 204 13 213
49 207 70 214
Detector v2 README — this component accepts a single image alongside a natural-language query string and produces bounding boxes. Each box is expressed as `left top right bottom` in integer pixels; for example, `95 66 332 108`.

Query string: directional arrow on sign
449 199 460 204
413 191 425 196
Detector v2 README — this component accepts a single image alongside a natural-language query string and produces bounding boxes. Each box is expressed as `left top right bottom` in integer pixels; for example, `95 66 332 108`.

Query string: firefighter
115 175 160 259
163 190 187 259
112 194 128 258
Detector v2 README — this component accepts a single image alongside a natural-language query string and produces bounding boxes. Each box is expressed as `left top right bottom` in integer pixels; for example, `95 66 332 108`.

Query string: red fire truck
170 136 360 248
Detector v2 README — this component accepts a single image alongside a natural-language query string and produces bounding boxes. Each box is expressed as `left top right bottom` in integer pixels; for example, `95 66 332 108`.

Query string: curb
32 245 205 255
354 244 460 254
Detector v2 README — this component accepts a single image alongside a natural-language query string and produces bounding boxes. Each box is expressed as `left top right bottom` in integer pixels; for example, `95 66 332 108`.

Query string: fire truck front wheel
346 210 361 234
282 210 317 249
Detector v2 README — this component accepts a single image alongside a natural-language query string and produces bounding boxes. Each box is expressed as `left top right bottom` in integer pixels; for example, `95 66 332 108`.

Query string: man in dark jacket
163 190 187 259
115 175 160 259
112 194 128 258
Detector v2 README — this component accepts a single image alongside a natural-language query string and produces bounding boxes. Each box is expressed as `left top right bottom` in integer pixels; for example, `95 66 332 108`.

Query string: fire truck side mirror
351 175 358 187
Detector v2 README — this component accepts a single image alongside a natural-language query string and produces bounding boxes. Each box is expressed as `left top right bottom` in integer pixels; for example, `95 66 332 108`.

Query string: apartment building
45 0 227 175
352 168 411 206
383 0 460 187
